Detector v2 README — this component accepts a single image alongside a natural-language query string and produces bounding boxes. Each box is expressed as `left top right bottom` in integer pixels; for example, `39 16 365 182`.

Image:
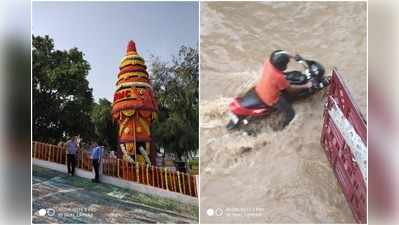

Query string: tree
150 46 199 160
32 35 95 143
91 98 118 151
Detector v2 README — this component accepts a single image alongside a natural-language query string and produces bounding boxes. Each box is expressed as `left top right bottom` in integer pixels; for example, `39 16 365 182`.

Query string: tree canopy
33 35 95 143
150 46 199 160
91 98 118 150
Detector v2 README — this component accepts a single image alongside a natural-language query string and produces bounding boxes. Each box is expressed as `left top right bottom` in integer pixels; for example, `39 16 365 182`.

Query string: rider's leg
274 95 295 127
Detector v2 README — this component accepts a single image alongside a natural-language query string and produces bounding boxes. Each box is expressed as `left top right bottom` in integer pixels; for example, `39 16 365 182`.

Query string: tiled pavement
32 165 198 224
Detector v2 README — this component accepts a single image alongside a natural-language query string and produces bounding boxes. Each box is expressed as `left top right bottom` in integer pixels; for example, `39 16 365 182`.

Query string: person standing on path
90 143 103 183
65 136 78 176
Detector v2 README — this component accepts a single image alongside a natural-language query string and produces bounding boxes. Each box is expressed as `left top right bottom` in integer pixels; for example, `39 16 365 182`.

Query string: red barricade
321 69 367 223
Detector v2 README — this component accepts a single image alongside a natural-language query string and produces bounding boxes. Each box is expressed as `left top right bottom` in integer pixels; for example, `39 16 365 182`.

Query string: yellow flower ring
117 71 149 81
117 73 149 85
119 60 146 69
120 54 145 65
117 77 149 86
120 55 145 67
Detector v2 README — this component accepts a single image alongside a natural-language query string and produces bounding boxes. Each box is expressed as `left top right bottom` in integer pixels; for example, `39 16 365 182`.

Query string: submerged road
32 166 198 224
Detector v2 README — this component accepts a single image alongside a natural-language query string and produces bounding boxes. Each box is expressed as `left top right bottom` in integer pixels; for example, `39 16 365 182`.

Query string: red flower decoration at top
127 40 136 54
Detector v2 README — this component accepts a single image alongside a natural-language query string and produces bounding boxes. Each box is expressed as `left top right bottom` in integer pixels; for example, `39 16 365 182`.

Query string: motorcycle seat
238 89 268 109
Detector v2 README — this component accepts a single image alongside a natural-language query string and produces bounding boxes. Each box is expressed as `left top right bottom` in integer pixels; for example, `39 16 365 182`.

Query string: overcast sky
32 1 199 101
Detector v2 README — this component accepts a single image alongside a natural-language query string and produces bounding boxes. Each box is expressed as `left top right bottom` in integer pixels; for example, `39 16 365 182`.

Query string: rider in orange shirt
255 50 312 127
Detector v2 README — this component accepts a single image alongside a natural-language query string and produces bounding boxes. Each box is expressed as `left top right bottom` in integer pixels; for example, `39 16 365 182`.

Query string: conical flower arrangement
112 40 157 164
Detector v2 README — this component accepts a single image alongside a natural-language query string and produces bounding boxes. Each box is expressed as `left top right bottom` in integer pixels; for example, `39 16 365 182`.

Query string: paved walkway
32 166 198 224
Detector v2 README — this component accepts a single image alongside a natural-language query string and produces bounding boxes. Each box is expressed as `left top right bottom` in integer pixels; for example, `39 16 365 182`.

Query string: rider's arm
291 54 311 69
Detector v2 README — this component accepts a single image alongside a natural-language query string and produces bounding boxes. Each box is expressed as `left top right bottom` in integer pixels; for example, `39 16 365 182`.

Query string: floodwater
200 1 366 223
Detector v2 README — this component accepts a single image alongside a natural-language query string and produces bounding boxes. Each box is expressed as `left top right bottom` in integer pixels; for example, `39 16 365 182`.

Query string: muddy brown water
200 1 366 223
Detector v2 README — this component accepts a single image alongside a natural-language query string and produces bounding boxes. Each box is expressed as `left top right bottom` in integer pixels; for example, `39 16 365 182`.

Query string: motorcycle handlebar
292 54 309 69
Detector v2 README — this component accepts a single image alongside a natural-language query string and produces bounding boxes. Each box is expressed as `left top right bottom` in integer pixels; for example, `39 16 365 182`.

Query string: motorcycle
226 55 331 130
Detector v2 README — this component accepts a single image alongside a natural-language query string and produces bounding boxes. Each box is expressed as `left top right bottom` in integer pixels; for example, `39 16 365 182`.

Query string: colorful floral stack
112 40 157 165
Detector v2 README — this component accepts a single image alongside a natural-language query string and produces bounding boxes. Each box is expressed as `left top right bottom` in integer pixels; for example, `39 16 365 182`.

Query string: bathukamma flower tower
112 40 157 165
